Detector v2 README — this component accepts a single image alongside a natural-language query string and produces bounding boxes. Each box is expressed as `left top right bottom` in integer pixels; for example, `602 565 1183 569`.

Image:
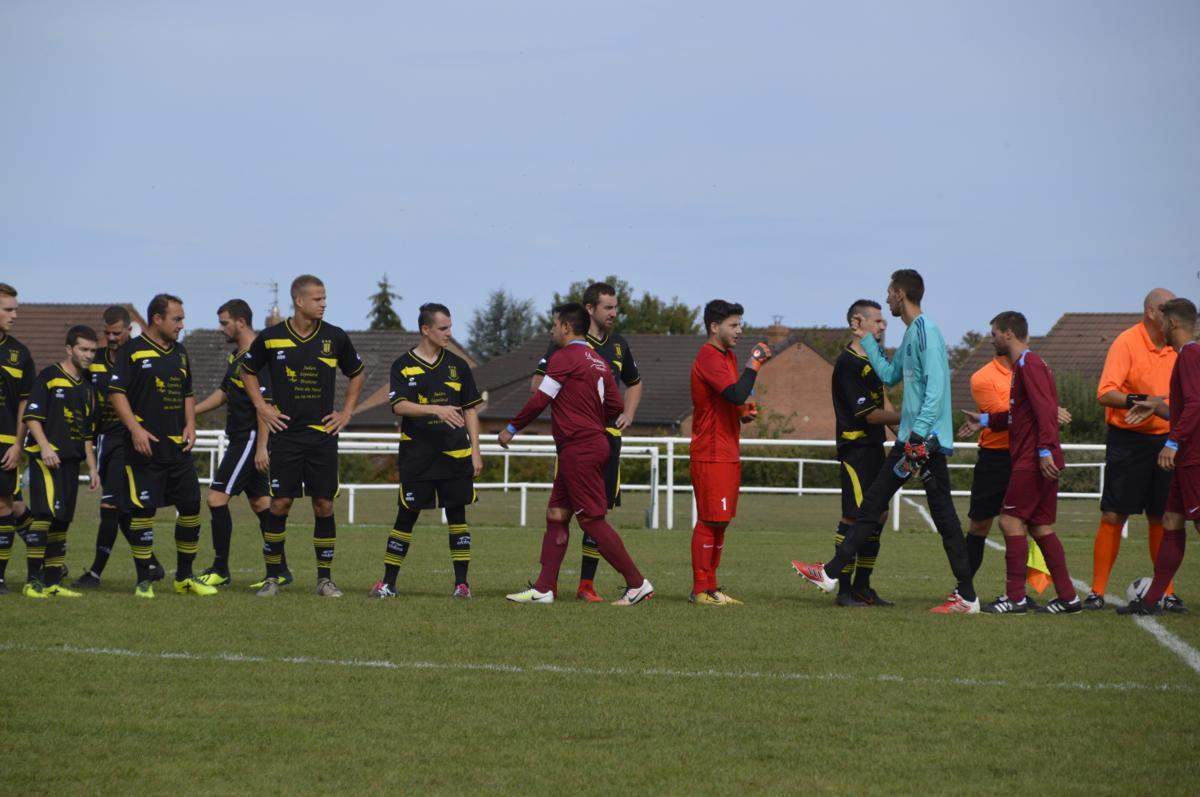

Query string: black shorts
0 446 18 500
838 444 885 519
604 434 622 509
211 431 268 499
95 432 128 511
399 476 477 510
269 431 339 499
969 447 1012 521
128 458 200 512
28 458 81 523
1101 426 1171 517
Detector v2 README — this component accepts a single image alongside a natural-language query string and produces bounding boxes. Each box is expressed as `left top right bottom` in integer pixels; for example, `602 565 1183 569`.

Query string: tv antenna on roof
244 280 281 325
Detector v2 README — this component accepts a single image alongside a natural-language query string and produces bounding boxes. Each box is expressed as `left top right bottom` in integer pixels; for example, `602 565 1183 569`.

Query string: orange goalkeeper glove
746 342 773 371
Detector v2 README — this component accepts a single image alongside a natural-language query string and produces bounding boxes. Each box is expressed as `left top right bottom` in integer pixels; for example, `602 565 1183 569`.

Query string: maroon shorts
691 460 741 524
1165 466 1200 521
1001 468 1058 526
549 436 611 518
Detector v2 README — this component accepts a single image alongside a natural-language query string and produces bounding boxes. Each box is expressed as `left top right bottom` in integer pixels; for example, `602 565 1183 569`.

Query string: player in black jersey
73 305 165 589
370 303 483 599
21 325 100 598
0 283 35 595
193 299 276 588
530 282 642 602
109 294 216 598
241 275 364 598
824 300 899 607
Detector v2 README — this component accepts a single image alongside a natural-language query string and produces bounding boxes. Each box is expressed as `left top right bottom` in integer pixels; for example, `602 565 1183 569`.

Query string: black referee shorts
211 431 269 499
838 444 885 519
1101 426 1171 517
968 447 1012 521
28 458 81 523
95 432 128 511
269 430 339 500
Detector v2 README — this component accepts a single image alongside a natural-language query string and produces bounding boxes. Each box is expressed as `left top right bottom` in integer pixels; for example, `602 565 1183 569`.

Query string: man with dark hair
531 282 643 602
74 304 167 588
370 303 483 599
193 299 275 588
961 312 1081 614
823 299 899 606
502 303 653 606
794 269 980 613
1087 288 1182 611
241 274 365 597
21 326 100 597
688 299 772 605
109 294 215 598
1120 298 1200 615
0 283 35 594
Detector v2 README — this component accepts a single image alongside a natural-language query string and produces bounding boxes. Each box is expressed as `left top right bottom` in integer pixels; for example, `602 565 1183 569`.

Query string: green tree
948 330 986 372
543 275 699 334
367 274 404 330
468 289 539 360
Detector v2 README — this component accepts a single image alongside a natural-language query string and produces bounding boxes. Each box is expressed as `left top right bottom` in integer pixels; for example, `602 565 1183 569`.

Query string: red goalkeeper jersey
690 343 742 463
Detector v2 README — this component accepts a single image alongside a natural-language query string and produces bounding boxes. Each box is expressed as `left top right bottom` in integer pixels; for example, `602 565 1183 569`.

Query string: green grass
2 492 1199 795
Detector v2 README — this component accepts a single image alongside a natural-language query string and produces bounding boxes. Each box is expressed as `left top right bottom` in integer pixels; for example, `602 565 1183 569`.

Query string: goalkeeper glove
903 433 933 471
746 342 773 371
740 401 758 424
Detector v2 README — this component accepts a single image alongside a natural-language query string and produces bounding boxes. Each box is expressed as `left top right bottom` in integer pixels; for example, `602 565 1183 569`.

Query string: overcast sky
2 1 1196 347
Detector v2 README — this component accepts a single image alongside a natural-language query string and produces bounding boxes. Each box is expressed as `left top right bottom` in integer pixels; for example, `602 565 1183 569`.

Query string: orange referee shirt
970 356 1011 450
1097 322 1175 435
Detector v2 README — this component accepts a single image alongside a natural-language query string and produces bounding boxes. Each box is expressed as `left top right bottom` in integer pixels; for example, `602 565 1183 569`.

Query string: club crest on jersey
180 354 188 367
8 350 18 364
448 364 458 380
321 340 332 355
615 343 622 357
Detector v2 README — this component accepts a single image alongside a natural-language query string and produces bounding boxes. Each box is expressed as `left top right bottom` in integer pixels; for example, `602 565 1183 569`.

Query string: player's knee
271 497 293 514
249 496 270 514
998 515 1024 537
445 505 467 525
206 490 229 510
312 497 334 517
968 519 992 537
1147 514 1163 525
1101 511 1126 526
99 502 117 511
546 507 570 523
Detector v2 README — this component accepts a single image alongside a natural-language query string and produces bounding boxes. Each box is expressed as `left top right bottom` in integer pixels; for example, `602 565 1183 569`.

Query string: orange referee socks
1091 520 1123 595
1148 521 1175 596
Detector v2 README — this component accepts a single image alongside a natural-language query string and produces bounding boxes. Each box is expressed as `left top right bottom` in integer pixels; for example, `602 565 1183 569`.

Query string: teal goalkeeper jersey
862 314 955 453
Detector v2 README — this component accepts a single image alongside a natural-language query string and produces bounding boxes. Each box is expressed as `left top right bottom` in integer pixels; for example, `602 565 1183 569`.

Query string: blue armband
1165 439 1180 451
505 423 518 435
1038 448 1052 458
979 413 989 427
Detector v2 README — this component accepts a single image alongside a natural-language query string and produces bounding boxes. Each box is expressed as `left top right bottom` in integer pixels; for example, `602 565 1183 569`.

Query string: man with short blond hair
1087 287 1181 611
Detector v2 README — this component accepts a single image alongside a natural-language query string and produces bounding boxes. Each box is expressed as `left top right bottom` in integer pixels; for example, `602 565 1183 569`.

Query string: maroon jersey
988 350 1063 471
1168 342 1200 468
510 340 622 446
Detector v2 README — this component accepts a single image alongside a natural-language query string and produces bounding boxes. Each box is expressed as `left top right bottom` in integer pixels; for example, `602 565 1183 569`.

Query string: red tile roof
11 303 145 373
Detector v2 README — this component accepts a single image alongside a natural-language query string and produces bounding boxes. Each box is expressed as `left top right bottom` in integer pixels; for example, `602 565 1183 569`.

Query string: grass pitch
2 491 1199 795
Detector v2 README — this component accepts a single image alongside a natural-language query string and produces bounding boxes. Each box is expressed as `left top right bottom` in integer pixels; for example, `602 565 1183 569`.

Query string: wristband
1038 448 1052 458
1165 440 1179 451
1126 393 1148 409
505 423 518 435
978 413 989 427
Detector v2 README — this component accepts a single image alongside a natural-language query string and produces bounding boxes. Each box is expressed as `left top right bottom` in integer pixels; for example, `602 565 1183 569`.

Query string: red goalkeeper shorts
691 460 741 523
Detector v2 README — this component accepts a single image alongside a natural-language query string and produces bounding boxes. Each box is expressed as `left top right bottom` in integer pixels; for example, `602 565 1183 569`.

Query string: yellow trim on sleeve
265 339 297 349
130 350 161 361
46 378 75 389
89 363 108 373
400 366 424 377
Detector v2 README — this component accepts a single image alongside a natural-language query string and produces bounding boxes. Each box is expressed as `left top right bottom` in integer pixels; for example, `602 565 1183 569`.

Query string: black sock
0 512 12 580
13 508 32 542
383 508 418 588
966 533 987 577
125 512 156 582
209 504 233 573
174 506 202 580
853 526 881 590
26 519 48 584
448 510 470 585
313 515 335 581
90 507 120 576
834 522 852 593
580 532 600 583
264 512 288 578
43 522 68 586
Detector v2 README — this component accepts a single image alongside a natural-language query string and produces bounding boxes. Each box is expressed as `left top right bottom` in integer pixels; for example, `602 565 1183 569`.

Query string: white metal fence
186 430 1107 530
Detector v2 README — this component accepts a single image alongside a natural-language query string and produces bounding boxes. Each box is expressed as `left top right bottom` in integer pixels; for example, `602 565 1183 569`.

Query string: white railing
185 431 1107 529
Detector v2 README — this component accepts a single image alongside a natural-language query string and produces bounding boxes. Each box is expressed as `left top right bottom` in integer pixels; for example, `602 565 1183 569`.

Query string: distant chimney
765 316 789 348
266 304 283 326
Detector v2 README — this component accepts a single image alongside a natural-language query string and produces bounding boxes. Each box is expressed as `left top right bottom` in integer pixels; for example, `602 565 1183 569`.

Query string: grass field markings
901 496 1200 677
0 642 1194 694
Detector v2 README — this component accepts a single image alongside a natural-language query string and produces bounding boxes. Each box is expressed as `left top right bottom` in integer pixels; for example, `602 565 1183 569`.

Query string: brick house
8 302 145 372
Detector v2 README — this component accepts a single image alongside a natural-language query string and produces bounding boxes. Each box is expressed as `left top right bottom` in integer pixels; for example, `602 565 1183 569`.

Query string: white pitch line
901 496 1200 676
0 642 1192 694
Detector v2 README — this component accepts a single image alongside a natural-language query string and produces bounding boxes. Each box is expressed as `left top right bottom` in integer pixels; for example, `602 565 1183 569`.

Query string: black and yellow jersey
88 347 123 436
23 364 96 460
833 344 886 449
109 334 194 462
535 331 639 437
242 319 362 435
221 347 272 438
388 348 482 481
0 332 35 447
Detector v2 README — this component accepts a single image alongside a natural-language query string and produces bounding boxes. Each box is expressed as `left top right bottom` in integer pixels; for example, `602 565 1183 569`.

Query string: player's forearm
510 391 552 432
622 383 643 419
184 396 196 429
865 408 900 426
26 419 52 452
863 336 901 386
85 440 96 472
194 389 226 416
241 372 270 412
465 408 481 452
256 414 270 448
720 368 758 406
109 393 141 432
392 401 445 418
1097 390 1128 409
342 373 364 414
